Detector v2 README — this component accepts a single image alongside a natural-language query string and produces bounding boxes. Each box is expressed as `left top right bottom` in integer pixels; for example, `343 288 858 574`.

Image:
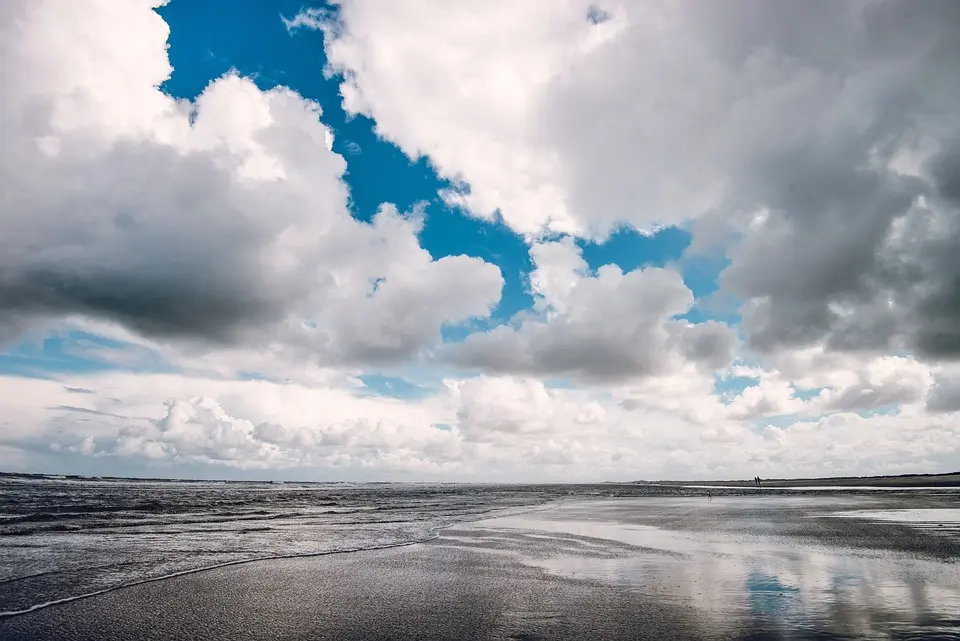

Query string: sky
1 0 959 482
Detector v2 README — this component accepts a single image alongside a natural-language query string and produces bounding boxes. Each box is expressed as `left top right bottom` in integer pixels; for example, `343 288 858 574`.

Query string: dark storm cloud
0 132 301 348
1 265 281 345
710 0 960 359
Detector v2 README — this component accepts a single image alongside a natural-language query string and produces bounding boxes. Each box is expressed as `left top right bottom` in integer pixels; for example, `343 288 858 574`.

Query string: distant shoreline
3 470 960 487
639 471 960 488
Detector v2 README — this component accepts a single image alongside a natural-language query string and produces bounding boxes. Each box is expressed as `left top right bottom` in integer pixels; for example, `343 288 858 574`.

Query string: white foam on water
0 538 432 619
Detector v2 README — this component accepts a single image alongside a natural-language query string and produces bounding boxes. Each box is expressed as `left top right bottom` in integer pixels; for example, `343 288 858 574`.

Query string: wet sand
2 492 959 640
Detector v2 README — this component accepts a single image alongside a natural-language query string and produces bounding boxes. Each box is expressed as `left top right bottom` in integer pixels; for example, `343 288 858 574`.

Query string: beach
2 489 959 640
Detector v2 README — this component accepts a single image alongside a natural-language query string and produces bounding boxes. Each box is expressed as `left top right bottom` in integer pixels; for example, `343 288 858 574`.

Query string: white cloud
2 369 957 481
445 239 736 382
758 348 933 413
0 0 502 366
0 372 459 476
311 1 946 238
611 347 939 428
312 0 960 361
314 0 610 236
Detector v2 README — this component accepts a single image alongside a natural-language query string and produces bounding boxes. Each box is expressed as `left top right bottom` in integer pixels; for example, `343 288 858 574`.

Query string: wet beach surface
0 477 574 614
2 485 959 640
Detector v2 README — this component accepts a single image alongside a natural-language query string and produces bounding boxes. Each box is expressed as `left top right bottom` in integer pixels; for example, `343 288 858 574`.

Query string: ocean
0 475 709 615
0 476 537 614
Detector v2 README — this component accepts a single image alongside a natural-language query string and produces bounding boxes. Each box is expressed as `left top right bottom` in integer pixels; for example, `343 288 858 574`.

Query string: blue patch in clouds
357 374 429 400
714 375 760 401
856 404 900 418
0 332 172 378
577 226 738 326
755 414 806 429
577 226 689 274
679 254 738 325
792 386 822 402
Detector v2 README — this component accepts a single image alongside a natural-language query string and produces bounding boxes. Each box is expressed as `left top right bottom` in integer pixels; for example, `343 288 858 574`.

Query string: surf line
0 537 431 619
0 497 563 619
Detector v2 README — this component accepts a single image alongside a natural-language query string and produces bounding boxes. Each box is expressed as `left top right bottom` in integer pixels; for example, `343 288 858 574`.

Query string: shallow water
0 476 562 614
445 495 960 640
0 476 760 615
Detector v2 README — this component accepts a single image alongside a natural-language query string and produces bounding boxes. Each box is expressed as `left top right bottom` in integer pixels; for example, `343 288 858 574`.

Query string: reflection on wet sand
443 496 960 640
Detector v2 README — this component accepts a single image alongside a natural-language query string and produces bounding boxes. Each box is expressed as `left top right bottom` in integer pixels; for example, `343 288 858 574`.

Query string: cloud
758 348 935 413
104 394 465 474
611 348 939 429
311 0 960 360
311 1 929 235
808 356 931 413
694 2 960 359
0 0 502 365
925 369 960 413
0 371 459 475
445 239 735 382
2 370 959 480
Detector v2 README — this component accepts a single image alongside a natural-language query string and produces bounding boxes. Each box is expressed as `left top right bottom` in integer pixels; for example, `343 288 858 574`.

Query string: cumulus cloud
2 371 959 481
0 372 460 475
112 396 462 473
0 0 502 365
309 0 960 360
445 239 736 382
807 356 932 413
611 348 939 430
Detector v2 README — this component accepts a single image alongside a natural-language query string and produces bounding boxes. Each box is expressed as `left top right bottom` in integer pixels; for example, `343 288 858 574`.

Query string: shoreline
0 537 434 620
642 471 960 488
0 497 565 619
5 470 960 488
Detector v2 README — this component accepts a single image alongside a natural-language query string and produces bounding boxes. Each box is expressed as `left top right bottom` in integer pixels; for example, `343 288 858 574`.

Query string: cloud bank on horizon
1 0 959 481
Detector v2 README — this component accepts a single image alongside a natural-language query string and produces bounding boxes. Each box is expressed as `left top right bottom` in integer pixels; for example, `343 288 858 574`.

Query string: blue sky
1 0 957 480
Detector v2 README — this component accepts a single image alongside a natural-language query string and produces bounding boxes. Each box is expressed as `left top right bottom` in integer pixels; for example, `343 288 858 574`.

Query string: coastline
645 471 960 488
